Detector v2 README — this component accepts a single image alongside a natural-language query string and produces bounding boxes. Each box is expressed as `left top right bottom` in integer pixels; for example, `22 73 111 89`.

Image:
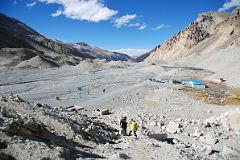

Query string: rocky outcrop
143 10 240 62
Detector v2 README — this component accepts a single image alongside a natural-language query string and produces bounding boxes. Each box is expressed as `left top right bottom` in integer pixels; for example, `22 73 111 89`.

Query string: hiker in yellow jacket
128 119 138 137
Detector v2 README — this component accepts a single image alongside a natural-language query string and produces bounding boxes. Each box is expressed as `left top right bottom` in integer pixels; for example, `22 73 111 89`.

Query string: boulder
35 102 43 107
3 121 45 137
166 121 180 134
160 115 166 119
0 96 7 102
176 128 182 134
205 146 213 155
110 153 130 159
196 120 202 126
0 153 16 160
0 142 8 149
172 138 180 144
1 107 18 119
14 95 24 102
92 110 101 116
55 96 60 100
222 146 240 158
227 109 240 131
161 126 166 130
150 121 157 126
205 116 219 126
157 121 165 126
148 133 168 141
202 121 211 128
207 110 212 114
199 134 219 145
192 131 203 138
101 109 111 115
70 107 84 113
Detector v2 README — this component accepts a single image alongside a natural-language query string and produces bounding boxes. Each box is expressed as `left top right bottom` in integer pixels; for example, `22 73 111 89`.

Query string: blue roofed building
188 80 207 88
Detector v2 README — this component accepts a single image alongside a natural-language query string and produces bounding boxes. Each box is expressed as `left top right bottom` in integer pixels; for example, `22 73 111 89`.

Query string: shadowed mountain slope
0 13 133 69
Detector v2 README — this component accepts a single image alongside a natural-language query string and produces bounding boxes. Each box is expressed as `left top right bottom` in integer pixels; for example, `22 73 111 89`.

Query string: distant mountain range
1 9 239 70
72 42 132 61
137 8 240 62
0 13 133 69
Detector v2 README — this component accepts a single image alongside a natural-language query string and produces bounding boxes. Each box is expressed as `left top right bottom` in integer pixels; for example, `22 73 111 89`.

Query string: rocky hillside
142 8 240 62
72 42 133 61
0 95 119 159
134 49 153 62
0 13 132 69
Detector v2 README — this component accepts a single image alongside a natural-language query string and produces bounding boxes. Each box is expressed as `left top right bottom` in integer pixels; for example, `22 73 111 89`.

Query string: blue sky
0 0 239 56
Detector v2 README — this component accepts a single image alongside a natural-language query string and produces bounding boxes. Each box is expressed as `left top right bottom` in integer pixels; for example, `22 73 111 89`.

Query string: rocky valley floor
0 61 239 160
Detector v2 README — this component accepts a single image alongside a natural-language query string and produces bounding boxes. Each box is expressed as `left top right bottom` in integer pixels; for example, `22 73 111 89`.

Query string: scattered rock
0 96 121 159
3 121 45 137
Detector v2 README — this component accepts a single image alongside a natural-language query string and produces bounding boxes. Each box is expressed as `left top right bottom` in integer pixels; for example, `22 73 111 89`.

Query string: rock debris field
0 61 240 160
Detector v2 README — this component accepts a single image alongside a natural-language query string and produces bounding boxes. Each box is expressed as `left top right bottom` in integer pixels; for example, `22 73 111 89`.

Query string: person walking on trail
128 119 138 137
120 116 127 135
